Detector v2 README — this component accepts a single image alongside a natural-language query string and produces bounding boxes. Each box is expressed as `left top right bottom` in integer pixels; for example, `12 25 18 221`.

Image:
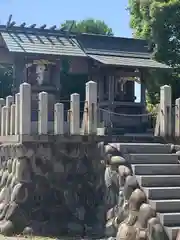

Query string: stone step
111 135 164 143
144 187 180 200
159 212 180 227
132 164 180 175
110 143 172 154
125 154 179 164
136 175 180 187
165 226 180 240
150 199 180 213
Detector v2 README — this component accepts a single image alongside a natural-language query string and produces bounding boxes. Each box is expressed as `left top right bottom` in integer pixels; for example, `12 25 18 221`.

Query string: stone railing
0 81 105 142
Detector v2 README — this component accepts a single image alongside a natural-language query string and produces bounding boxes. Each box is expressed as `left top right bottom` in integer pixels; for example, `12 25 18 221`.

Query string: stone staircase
118 143 180 240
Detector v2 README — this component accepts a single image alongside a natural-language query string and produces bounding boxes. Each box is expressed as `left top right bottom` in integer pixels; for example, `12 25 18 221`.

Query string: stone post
19 83 31 135
38 92 48 135
5 95 13 135
160 85 172 137
1 106 8 136
67 109 71 135
175 98 180 137
6 95 14 107
15 93 20 135
0 98 5 134
54 103 64 135
86 81 97 134
70 93 80 135
10 104 16 135
154 104 160 136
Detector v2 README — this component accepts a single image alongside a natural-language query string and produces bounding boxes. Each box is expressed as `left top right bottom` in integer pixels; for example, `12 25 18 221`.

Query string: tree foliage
61 18 113 36
128 0 180 104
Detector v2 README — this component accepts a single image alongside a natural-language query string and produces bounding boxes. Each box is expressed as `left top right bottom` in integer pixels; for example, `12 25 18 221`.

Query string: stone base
0 142 105 237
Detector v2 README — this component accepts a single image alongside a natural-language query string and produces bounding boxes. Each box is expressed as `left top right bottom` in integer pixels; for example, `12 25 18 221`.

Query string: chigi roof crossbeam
2 14 75 37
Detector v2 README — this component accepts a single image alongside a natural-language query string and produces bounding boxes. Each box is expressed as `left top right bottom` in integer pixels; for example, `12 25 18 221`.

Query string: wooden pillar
108 75 115 127
140 73 146 105
114 76 123 101
108 75 115 103
52 60 61 100
13 57 26 93
141 83 146 105
98 74 104 102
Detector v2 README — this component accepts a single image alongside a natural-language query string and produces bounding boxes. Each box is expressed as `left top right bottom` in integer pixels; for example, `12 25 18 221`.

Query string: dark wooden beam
40 24 46 29
115 70 141 78
23 53 60 63
50 25 56 30
6 14 12 28
9 21 16 27
101 66 141 78
20 22 26 28
29 24 36 28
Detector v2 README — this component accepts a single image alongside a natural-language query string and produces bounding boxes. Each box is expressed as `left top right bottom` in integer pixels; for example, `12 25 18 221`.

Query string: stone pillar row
0 81 99 136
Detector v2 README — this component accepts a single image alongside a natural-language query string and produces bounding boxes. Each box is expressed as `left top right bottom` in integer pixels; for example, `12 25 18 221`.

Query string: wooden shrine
0 17 170 133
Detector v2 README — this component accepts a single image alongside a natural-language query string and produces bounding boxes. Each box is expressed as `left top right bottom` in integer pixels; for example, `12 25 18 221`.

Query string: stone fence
0 80 104 141
154 84 180 138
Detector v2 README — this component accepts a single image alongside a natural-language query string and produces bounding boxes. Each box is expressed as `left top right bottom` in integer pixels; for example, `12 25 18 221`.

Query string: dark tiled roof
0 25 170 69
88 54 171 69
1 32 86 56
77 34 151 58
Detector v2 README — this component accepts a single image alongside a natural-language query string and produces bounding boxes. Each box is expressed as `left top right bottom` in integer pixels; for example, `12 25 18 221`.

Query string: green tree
128 0 180 104
61 18 113 36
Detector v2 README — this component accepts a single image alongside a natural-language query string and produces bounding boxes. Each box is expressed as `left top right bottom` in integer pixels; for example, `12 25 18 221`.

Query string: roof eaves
85 49 151 59
88 54 171 70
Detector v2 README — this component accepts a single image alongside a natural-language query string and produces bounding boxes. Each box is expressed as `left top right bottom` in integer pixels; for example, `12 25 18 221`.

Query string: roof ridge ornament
3 16 77 37
20 22 26 28
6 14 12 28
9 21 16 28
29 24 36 28
40 24 46 29
50 25 56 30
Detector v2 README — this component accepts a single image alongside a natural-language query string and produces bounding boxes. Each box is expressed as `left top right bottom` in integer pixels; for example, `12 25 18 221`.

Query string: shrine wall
0 47 13 64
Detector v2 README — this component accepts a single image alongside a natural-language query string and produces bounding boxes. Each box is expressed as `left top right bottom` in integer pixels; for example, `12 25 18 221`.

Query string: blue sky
0 0 140 100
0 0 132 37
